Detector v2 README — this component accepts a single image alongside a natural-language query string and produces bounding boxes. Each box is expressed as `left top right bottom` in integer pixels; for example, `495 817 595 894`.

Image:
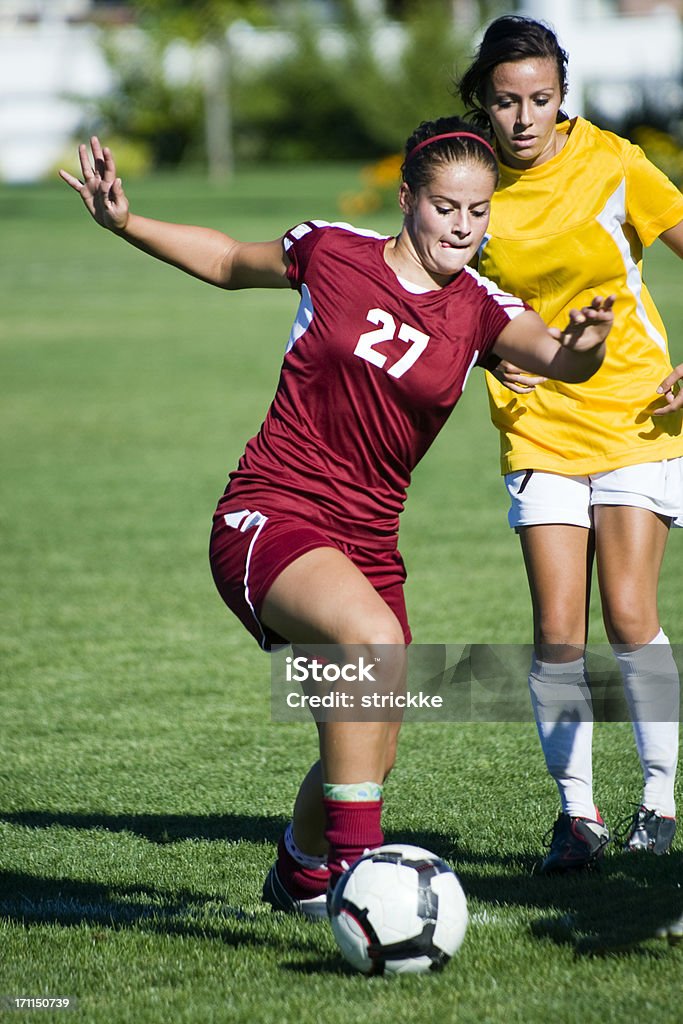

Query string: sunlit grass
1 166 682 1024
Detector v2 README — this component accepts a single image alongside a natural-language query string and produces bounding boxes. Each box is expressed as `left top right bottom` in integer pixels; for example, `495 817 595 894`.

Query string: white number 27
353 308 430 379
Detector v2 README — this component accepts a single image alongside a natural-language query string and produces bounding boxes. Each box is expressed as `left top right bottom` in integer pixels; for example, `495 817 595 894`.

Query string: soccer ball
329 843 468 975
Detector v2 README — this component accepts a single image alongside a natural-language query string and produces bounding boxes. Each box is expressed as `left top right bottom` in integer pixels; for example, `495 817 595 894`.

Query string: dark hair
457 15 569 130
401 115 498 193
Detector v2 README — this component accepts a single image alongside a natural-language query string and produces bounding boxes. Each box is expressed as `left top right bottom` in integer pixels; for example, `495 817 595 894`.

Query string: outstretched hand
653 363 683 416
551 295 615 353
59 136 129 232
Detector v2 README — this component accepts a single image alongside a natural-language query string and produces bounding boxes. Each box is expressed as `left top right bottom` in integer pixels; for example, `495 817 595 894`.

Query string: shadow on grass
522 858 683 957
2 811 682 957
384 826 683 957
0 809 288 844
0 869 325 954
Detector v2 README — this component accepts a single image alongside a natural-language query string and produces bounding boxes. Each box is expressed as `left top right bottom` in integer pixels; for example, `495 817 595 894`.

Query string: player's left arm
491 296 614 384
659 218 683 259
651 218 683 414
60 136 290 290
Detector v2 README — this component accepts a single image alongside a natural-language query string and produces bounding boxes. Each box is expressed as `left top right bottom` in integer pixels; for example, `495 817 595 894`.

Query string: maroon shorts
209 503 410 650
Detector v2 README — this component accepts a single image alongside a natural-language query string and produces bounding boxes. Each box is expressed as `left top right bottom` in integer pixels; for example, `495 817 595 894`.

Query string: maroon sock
275 835 329 900
323 798 384 888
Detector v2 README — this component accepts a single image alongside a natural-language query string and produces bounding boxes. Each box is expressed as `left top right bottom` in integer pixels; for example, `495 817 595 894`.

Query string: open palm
59 136 129 232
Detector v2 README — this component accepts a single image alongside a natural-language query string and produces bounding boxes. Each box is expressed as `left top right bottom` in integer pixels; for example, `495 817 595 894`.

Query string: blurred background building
0 0 681 182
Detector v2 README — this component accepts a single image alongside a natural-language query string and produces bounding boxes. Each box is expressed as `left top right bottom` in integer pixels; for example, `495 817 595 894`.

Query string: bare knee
603 591 659 646
535 605 586 660
361 635 407 696
350 610 407 664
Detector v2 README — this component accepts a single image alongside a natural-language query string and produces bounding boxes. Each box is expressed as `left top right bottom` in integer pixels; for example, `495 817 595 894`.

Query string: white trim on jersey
283 219 389 252
286 282 315 353
463 264 527 319
222 508 272 649
461 349 480 394
309 219 389 240
223 509 250 529
242 514 270 651
283 227 308 252
595 178 667 354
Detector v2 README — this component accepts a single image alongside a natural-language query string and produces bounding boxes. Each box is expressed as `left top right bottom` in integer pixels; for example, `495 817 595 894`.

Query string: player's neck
383 236 453 291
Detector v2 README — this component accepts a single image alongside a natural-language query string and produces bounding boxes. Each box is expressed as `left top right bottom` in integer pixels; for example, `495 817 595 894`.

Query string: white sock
613 628 679 817
284 822 327 870
528 655 596 819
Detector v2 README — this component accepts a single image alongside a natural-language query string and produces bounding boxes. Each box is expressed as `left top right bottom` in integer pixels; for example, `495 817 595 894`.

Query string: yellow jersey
478 116 683 476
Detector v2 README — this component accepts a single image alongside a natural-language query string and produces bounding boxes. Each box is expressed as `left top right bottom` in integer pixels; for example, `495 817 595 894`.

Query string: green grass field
1 164 682 1024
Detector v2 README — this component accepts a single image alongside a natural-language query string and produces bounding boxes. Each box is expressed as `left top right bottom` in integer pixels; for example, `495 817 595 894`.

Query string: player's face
484 58 565 169
400 161 495 283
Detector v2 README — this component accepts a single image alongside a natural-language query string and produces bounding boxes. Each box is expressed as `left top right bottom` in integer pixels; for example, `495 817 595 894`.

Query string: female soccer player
60 118 612 912
458 15 683 873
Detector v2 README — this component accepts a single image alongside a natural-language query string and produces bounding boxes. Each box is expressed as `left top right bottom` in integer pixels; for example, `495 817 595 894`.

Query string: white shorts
505 458 683 529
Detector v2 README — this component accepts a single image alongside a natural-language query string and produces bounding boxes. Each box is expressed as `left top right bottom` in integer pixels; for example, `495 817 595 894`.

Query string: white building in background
0 0 112 182
517 0 683 122
0 0 682 183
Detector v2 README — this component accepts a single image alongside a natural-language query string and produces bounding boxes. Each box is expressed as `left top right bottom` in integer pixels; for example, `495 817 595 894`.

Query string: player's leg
285 722 402 855
263 540 408 802
271 718 401 917
507 470 608 871
519 522 593 661
594 502 679 852
258 545 406 912
519 523 609 870
209 510 406 915
290 761 326 856
288 718 402 847
594 503 669 644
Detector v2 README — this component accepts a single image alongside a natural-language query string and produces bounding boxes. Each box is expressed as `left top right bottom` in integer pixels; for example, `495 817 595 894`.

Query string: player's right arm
59 137 289 290
491 296 614 384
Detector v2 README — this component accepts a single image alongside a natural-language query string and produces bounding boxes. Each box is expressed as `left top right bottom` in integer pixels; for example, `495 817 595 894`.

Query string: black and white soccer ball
329 843 468 975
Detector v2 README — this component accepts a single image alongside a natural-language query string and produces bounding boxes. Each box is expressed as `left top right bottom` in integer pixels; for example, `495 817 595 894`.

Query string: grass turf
1 164 682 1023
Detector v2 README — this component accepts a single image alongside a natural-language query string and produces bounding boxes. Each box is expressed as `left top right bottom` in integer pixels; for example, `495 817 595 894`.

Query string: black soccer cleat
261 863 329 919
539 810 610 874
620 805 676 854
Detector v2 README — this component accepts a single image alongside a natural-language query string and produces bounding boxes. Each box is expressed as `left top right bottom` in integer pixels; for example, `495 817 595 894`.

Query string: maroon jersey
219 220 526 547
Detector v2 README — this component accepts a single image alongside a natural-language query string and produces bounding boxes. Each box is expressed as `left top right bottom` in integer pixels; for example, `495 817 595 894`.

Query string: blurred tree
129 1 276 179
344 0 469 150
94 31 202 170
385 0 511 23
234 0 468 161
90 0 476 170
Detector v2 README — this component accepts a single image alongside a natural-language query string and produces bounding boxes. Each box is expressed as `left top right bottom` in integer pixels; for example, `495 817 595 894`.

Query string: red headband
405 131 496 163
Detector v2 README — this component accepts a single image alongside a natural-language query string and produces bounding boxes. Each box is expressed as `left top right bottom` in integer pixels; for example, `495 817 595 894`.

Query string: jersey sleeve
284 221 326 291
467 271 529 364
623 142 683 246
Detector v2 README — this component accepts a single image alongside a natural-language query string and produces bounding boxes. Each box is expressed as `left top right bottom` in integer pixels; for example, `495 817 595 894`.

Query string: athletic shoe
540 810 610 874
620 806 676 854
655 912 683 945
261 863 329 919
